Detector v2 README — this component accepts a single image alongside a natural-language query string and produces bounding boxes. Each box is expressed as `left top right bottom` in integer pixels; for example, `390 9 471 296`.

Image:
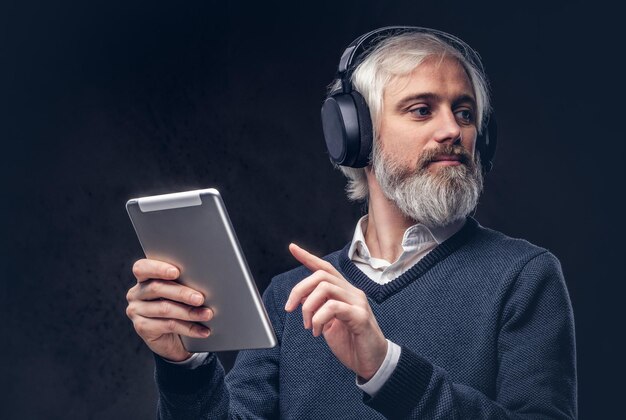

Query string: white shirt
171 216 465 397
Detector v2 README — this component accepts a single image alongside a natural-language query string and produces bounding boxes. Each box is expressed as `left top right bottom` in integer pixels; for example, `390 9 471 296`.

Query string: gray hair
329 31 492 202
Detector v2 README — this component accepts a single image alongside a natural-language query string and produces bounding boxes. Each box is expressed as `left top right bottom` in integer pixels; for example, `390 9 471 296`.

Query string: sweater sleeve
364 251 577 419
154 280 283 419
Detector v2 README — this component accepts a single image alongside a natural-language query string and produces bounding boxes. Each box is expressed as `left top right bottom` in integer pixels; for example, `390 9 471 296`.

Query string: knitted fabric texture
154 218 577 419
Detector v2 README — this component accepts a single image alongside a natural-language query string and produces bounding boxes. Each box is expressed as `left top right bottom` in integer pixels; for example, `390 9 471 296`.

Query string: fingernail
167 268 178 278
284 298 291 310
191 293 203 305
201 327 210 337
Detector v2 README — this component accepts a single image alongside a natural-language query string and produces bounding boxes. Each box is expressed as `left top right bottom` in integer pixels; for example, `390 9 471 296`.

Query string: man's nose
432 111 462 144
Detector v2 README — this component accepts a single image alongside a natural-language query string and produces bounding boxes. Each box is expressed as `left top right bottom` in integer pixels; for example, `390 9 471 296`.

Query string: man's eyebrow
394 92 477 111
394 93 439 110
453 94 477 109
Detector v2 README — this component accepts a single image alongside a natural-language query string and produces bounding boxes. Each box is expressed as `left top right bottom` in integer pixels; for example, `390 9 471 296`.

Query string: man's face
371 55 484 227
377 55 478 174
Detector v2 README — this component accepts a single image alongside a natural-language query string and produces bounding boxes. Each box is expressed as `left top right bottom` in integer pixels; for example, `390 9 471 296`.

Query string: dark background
2 0 623 418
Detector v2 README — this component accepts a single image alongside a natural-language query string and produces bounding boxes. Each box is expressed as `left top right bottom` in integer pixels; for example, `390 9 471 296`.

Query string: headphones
321 26 497 173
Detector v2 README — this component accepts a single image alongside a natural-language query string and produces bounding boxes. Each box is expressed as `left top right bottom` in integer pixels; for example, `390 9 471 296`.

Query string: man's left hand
285 243 388 381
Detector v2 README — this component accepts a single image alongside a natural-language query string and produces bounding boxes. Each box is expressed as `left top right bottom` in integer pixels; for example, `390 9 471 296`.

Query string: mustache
417 144 473 170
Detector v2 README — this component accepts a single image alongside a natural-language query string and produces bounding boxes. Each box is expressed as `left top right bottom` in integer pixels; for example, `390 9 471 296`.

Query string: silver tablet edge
210 192 277 348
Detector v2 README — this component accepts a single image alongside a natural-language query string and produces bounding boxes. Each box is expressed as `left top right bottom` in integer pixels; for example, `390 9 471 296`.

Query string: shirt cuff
162 352 210 369
356 339 401 397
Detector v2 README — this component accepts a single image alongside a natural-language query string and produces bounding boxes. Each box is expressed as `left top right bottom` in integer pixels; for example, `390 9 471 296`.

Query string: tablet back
126 188 276 352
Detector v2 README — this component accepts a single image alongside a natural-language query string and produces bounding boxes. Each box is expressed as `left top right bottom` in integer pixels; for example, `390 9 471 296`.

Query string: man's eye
456 109 474 123
409 107 430 117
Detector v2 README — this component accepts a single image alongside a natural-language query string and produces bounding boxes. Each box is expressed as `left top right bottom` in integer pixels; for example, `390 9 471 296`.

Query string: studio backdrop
2 0 623 418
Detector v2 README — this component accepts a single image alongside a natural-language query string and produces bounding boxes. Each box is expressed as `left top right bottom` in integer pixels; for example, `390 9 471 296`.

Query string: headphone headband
337 26 487 93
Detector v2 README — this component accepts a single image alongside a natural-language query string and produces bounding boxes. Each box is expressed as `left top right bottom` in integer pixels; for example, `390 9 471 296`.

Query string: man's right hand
126 259 213 362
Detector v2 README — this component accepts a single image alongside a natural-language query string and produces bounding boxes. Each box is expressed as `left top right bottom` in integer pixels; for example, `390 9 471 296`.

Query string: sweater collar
338 217 479 303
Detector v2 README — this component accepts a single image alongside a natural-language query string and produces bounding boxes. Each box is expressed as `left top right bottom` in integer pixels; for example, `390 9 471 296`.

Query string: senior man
126 27 577 419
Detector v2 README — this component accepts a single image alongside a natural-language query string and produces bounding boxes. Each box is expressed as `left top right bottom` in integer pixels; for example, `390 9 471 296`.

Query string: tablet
126 188 277 352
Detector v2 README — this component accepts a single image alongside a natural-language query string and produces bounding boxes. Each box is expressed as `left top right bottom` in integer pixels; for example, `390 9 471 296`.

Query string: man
126 27 577 419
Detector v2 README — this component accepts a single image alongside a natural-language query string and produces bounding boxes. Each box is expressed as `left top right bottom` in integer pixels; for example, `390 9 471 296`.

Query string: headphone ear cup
321 91 373 168
321 93 359 166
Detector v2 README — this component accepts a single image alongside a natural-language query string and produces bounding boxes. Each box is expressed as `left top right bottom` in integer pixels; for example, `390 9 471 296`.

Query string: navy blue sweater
154 218 577 419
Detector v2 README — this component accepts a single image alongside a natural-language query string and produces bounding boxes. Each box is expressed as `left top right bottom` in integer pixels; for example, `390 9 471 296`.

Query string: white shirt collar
347 215 466 267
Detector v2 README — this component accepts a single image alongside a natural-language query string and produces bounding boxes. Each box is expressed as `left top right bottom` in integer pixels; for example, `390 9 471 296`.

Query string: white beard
372 142 484 229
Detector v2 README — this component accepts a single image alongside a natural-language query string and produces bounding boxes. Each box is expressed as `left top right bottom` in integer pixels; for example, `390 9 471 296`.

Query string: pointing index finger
288 243 342 278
